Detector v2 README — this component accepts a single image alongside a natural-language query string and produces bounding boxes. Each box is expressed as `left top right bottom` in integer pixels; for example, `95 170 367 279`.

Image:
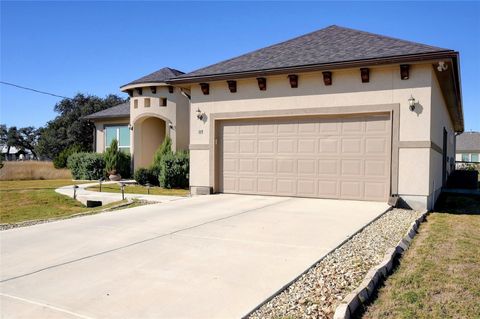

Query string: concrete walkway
55 181 185 205
0 194 389 319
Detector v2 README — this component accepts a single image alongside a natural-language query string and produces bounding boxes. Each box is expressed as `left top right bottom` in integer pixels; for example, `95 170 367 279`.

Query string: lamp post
98 178 104 192
73 185 79 200
120 182 125 200
146 182 151 195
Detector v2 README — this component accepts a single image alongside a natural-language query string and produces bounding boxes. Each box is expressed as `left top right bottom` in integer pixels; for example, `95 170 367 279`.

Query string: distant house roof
0 145 32 155
456 132 480 152
121 67 184 88
172 25 454 83
84 102 130 120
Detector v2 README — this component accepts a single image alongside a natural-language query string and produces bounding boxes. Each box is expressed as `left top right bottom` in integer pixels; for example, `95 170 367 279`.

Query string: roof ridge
333 25 451 52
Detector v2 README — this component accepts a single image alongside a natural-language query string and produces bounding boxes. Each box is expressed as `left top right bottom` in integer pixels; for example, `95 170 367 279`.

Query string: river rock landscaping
248 208 423 319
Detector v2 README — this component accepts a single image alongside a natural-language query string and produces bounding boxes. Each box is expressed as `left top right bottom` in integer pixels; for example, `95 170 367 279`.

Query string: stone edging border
333 209 429 319
0 199 135 231
242 206 394 319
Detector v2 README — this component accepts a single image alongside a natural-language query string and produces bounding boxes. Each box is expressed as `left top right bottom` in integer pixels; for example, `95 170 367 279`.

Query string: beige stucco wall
429 70 456 205
134 117 166 168
129 85 190 170
188 63 456 209
93 118 130 153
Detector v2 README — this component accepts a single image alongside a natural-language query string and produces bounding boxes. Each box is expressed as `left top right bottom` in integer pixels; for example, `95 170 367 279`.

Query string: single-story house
455 131 480 163
86 25 463 210
0 145 35 161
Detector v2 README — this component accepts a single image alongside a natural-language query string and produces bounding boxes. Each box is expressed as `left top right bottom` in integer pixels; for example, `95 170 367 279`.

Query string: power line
0 81 71 100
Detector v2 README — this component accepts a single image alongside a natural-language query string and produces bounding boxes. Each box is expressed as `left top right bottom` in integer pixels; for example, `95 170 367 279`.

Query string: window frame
104 125 130 153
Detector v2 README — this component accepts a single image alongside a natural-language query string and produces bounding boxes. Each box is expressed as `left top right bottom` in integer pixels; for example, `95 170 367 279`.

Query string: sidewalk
55 181 187 205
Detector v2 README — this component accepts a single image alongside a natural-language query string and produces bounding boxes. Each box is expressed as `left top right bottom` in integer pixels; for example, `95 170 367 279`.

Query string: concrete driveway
0 194 388 319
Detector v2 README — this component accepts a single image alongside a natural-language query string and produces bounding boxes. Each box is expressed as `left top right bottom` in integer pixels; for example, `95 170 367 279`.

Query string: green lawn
86 183 190 197
0 179 130 224
361 194 480 319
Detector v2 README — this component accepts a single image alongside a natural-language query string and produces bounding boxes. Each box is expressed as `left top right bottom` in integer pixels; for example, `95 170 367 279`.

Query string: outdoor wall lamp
128 124 133 131
408 95 416 111
196 108 205 121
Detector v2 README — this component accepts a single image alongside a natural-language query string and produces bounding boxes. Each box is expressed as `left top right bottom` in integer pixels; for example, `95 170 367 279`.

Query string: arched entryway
133 116 167 170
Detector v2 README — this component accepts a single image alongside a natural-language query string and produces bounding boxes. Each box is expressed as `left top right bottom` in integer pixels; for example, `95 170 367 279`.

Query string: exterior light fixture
322 71 332 86
227 80 237 93
256 77 267 91
120 182 126 200
98 178 104 192
128 124 133 131
400 64 410 80
196 108 205 121
199 83 209 95
288 75 298 88
408 95 416 111
360 68 370 83
73 185 79 200
437 61 448 72
146 182 151 195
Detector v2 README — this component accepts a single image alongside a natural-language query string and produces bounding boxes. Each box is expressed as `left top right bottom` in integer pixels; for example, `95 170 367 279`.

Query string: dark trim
169 51 457 84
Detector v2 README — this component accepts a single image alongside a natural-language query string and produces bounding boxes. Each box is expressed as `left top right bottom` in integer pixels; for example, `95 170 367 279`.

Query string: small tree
151 136 173 177
105 139 120 176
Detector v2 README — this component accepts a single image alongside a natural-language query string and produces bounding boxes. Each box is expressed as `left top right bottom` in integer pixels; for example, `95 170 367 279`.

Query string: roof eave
83 115 130 121
168 51 457 84
120 82 169 92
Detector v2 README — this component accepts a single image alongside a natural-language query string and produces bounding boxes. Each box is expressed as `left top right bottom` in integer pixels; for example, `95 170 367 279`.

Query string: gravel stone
248 208 422 319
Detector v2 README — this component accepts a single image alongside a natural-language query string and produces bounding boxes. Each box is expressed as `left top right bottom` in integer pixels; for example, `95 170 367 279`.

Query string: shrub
118 152 132 178
159 151 189 189
53 144 82 169
67 152 105 180
104 139 120 175
134 167 157 186
151 136 173 177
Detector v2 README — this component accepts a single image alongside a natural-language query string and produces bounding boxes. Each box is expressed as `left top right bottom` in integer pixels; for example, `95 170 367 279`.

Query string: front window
461 153 469 162
105 125 130 153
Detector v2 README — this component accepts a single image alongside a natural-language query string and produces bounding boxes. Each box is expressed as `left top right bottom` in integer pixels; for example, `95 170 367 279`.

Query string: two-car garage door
218 114 391 201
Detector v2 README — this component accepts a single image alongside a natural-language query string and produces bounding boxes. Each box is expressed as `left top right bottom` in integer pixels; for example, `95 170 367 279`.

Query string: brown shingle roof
456 132 480 152
122 67 184 87
84 102 130 120
172 25 453 81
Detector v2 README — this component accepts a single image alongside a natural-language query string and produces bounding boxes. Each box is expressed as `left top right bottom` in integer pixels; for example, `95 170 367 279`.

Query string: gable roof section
456 132 480 152
84 102 130 120
122 67 184 87
172 25 454 82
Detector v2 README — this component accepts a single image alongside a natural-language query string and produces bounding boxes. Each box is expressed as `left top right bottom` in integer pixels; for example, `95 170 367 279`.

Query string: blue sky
1 1 479 131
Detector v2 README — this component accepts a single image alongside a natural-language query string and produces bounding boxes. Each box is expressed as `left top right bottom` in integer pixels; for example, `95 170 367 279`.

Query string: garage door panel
341 138 364 154
277 139 296 153
319 138 339 154
219 114 391 201
318 159 339 175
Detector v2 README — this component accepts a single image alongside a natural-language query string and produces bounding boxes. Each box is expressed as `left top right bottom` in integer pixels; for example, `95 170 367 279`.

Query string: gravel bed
248 208 422 319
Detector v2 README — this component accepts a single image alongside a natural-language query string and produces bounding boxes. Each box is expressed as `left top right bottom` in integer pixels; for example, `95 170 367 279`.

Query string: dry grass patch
0 161 72 180
361 194 480 319
0 179 102 224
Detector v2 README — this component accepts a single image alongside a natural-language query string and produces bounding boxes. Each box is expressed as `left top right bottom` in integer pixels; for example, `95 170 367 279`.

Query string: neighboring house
455 132 480 163
87 25 463 210
0 145 34 161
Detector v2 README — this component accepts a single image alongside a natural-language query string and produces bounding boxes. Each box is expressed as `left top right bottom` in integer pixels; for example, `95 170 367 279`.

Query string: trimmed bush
53 144 82 169
151 136 173 178
159 151 189 189
118 152 131 179
134 167 157 186
67 152 105 180
104 139 120 175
